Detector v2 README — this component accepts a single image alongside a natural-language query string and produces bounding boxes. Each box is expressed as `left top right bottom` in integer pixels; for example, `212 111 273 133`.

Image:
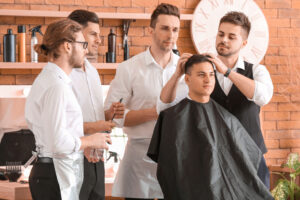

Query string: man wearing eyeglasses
25 19 112 200
68 10 125 200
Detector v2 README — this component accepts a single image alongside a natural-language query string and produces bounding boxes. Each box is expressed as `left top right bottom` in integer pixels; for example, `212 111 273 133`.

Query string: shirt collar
145 48 177 69
46 62 72 84
233 55 245 71
72 58 90 73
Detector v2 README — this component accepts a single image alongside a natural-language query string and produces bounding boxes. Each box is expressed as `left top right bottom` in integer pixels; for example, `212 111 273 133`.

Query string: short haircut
68 9 99 27
185 54 214 74
219 11 251 38
34 19 82 59
150 3 180 28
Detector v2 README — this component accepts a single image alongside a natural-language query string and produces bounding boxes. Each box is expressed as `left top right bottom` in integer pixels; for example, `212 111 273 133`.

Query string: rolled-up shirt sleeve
249 64 273 106
104 64 132 128
157 77 189 113
42 85 81 155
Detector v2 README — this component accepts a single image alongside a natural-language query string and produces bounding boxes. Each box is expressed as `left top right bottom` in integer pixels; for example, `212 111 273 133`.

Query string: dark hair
34 19 82 59
219 11 251 37
150 3 180 28
68 9 99 27
185 54 214 74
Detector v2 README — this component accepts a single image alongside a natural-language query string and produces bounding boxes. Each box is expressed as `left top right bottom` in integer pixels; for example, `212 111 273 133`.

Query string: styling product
106 28 116 63
29 25 43 63
3 29 16 62
18 25 26 62
172 44 180 56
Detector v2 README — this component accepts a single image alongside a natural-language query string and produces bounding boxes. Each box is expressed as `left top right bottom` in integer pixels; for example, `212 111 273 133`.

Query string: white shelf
0 9 193 20
0 62 117 69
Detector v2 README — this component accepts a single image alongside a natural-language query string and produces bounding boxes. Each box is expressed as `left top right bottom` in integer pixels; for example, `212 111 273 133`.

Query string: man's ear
242 39 248 48
185 73 190 85
63 41 72 54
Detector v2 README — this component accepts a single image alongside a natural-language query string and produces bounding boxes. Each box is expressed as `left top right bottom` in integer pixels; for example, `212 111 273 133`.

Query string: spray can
29 25 43 63
18 25 26 62
106 29 116 63
3 29 16 62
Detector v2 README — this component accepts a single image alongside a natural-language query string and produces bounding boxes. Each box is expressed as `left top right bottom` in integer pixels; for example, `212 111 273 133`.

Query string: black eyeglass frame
71 41 88 49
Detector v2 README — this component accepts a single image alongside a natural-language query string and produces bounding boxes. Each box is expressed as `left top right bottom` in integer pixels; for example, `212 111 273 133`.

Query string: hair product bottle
106 28 116 63
3 29 16 62
18 25 26 62
29 25 43 63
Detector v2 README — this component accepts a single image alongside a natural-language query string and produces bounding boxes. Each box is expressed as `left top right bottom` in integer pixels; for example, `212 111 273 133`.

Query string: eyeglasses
72 41 88 49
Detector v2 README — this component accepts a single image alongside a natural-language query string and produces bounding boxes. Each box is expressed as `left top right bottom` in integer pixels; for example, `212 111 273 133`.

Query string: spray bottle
29 25 43 63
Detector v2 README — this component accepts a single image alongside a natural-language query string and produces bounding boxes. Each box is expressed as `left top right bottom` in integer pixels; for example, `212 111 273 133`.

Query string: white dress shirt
158 56 273 112
25 62 84 200
70 59 105 123
104 49 179 198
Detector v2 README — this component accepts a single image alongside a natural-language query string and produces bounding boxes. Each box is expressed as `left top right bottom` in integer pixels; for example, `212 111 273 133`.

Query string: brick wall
0 0 299 165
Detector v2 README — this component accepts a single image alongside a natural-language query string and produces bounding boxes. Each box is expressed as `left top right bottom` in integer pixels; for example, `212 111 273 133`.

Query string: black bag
0 129 36 165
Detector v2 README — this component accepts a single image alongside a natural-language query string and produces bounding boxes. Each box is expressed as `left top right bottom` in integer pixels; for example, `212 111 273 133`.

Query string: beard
69 51 83 69
216 42 240 57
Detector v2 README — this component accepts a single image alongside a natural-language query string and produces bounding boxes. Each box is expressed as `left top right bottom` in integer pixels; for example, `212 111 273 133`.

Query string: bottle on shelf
29 25 43 63
106 28 116 63
18 25 26 62
3 29 16 62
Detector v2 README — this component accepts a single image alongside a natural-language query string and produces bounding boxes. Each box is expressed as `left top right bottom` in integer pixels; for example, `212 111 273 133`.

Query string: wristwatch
224 68 231 77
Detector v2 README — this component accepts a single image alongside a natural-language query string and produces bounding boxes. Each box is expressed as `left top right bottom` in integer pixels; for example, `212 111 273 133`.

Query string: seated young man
147 54 273 200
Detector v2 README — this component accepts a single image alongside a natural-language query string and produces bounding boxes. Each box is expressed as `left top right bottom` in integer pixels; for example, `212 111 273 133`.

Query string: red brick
45 0 74 5
159 0 186 8
269 27 278 38
129 46 146 56
74 0 103 6
278 9 300 18
262 9 278 18
0 0 14 3
265 112 290 120
291 148 300 155
265 149 291 159
178 8 194 14
278 102 300 111
269 37 291 47
128 27 144 37
291 19 300 27
0 16 16 25
0 75 15 84
131 36 152 46
280 139 300 148
31 69 42 74
265 130 292 139
271 75 290 84
263 121 277 130
177 37 194 47
268 18 291 27
291 94 300 102
45 17 61 25
104 0 131 7
279 47 300 56
88 7 116 13
292 0 300 8
291 111 300 120
177 46 197 54
277 85 300 94
278 120 300 129
266 0 291 8
102 74 115 85
131 19 150 27
0 3 29 9
266 158 277 166
266 47 278 55
179 28 191 38
16 17 44 25
16 74 37 85
265 139 280 148
102 19 123 27
281 28 300 37
185 0 198 9
60 5 88 11
132 0 158 7
265 56 289 65
117 7 144 13
271 94 290 102
1 69 32 75
98 69 116 75
277 65 291 74
254 0 265 8
30 4 59 10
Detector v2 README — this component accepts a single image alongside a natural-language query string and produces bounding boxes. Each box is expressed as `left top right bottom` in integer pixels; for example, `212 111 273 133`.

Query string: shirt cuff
74 136 82 152
113 108 130 128
157 96 177 113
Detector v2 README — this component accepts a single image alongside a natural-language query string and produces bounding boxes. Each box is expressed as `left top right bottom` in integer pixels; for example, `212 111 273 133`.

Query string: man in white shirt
25 19 111 200
104 3 180 200
159 11 273 189
68 10 124 200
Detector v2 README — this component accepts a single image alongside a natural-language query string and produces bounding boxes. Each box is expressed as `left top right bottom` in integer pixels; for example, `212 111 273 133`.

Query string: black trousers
257 156 270 189
80 157 105 200
29 162 61 200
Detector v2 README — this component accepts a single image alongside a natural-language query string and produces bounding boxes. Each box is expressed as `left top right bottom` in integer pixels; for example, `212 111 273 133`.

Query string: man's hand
96 120 115 132
84 148 100 163
174 53 193 78
205 53 228 75
106 102 125 120
80 133 112 150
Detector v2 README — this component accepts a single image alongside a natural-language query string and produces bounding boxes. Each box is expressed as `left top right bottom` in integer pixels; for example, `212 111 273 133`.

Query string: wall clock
191 0 269 64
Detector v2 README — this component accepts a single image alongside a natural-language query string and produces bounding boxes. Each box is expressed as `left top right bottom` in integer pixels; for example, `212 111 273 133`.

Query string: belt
37 157 53 164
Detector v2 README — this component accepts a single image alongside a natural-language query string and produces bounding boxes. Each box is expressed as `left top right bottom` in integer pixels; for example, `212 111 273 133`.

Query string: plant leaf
271 180 290 200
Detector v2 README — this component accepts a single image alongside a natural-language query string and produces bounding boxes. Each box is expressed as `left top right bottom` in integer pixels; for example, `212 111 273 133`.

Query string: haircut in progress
34 19 82 59
150 3 180 28
219 11 251 38
184 54 214 74
68 9 99 27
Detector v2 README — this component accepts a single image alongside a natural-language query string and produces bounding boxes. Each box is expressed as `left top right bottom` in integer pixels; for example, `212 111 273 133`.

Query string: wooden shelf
0 62 117 69
0 9 193 20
